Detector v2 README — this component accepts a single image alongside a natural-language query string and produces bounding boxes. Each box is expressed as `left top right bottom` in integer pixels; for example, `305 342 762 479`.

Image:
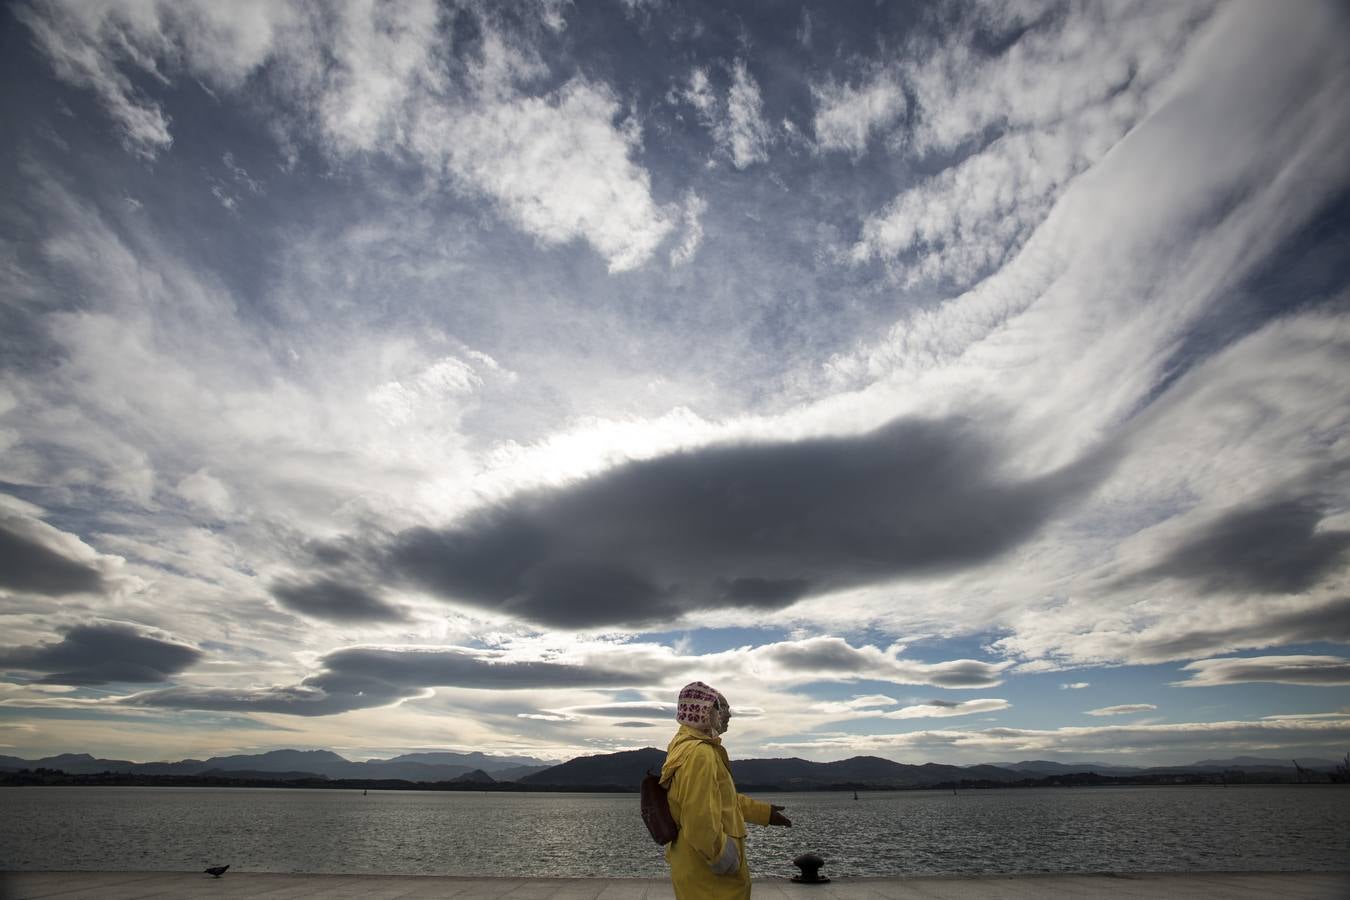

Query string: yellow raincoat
660 724 773 899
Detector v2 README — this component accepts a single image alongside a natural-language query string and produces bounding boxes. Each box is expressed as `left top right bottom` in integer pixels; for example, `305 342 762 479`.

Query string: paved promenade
3 871 1348 900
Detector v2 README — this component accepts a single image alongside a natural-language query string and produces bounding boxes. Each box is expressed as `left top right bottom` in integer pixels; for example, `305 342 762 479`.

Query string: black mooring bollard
791 852 829 884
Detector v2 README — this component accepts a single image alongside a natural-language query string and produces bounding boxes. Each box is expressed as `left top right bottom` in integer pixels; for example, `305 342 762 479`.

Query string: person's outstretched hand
769 804 791 826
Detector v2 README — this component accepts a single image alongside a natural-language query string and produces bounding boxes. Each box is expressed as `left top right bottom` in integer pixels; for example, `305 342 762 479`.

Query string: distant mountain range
516 751 1343 789
995 756 1343 776
0 748 555 783
1 748 1340 789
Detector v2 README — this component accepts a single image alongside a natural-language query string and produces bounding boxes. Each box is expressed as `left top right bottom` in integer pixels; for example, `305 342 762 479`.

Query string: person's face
712 697 732 734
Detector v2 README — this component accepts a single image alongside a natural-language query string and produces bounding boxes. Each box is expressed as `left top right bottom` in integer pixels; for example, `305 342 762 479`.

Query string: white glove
709 838 739 875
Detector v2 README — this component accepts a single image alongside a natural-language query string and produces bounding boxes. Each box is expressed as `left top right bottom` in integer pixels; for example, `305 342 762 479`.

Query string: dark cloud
1177 655 1350 687
271 578 407 623
382 415 1108 628
1134 496 1350 595
123 682 413 717
126 645 676 716
0 623 201 685
760 639 879 674
920 662 1011 688
0 517 103 596
613 721 658 728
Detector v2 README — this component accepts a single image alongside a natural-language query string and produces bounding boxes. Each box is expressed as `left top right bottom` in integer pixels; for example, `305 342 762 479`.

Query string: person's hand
769 804 791 827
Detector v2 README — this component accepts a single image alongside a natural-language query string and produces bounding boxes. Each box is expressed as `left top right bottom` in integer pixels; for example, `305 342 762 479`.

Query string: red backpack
640 769 678 845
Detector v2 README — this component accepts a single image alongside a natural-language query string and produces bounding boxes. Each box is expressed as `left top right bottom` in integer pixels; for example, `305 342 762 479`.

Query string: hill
3 747 1342 789
520 748 666 786
0 747 565 782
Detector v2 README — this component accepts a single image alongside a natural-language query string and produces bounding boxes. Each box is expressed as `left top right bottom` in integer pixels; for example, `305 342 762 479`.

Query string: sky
1 0 1348 768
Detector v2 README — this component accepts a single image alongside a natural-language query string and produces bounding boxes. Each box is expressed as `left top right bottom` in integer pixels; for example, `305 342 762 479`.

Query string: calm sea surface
2 785 1347 877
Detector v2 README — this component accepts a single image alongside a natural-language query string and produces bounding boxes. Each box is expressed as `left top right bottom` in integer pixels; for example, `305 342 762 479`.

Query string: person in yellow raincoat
660 681 791 899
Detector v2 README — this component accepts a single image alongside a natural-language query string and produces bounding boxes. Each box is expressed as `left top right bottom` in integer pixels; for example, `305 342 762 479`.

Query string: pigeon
204 865 229 878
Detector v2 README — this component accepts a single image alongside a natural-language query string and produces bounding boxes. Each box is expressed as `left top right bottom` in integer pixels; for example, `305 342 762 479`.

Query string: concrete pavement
3 871 1349 900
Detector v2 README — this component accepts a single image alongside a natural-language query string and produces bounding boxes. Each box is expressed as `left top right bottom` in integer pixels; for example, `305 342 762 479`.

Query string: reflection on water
2 785 1346 877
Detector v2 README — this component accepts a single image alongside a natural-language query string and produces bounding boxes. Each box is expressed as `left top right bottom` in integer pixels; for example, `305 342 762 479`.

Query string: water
1 786 1346 877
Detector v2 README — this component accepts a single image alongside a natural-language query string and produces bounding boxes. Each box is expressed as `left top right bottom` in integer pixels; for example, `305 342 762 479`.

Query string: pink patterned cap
676 681 726 731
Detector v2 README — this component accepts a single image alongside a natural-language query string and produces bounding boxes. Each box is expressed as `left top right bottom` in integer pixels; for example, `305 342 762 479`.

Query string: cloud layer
0 623 201 686
2 0 1348 764
378 415 1108 628
1176 656 1350 688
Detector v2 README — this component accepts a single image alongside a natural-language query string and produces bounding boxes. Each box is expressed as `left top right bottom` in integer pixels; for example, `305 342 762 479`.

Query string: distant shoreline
4 769 1345 792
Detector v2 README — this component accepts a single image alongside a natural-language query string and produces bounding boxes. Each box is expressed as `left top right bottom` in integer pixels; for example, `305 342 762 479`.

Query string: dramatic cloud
381 415 1109 628
123 635 1008 718
4 1 1348 764
270 579 408 624
1176 656 1350 688
0 623 201 686
881 698 1009 719
15 1 674 271
126 645 661 717
1128 497 1350 596
0 504 105 596
1085 704 1158 717
850 2 1205 285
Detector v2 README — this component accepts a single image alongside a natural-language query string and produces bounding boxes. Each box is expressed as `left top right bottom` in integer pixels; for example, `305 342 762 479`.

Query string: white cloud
316 0 443 155
680 67 716 117
436 76 675 272
1176 657 1350 688
680 60 773 169
1060 682 1090 690
669 191 707 267
221 152 263 195
827 1 1350 478
15 1 175 158
811 71 905 156
174 469 233 516
538 0 572 34
764 717 1350 763
809 694 897 715
0 175 506 552
849 2 1207 287
883 698 1010 719
18 1 674 272
851 114 1133 285
1085 704 1157 717
209 184 238 211
719 60 772 169
15 0 301 159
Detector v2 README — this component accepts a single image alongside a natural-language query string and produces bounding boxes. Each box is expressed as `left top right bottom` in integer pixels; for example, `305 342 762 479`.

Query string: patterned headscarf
676 681 727 733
